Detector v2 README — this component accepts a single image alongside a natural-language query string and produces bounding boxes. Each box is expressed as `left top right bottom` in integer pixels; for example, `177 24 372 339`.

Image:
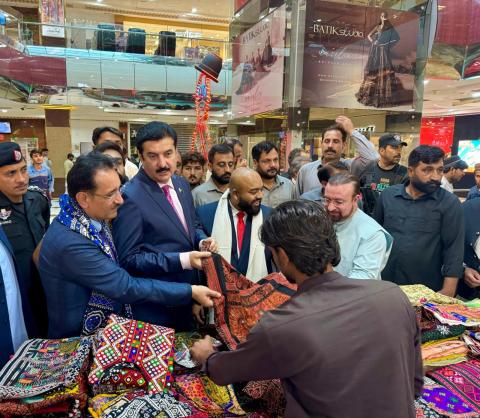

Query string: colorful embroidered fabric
428 359 480 413
203 253 296 350
422 338 469 367
415 399 443 418
89 390 194 418
57 193 132 335
243 380 286 416
400 284 463 307
423 303 480 327
0 337 90 416
422 324 466 343
421 383 478 417
174 373 245 416
463 334 480 356
89 314 175 395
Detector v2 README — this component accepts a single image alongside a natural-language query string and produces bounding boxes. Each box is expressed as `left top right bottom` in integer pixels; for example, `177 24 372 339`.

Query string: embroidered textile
89 314 175 395
423 303 480 327
463 334 480 356
203 253 296 350
422 324 465 343
243 380 286 416
422 338 469 367
400 284 463 307
57 194 132 335
0 337 90 416
174 373 245 416
428 359 480 413
421 382 478 417
89 390 193 418
415 399 443 418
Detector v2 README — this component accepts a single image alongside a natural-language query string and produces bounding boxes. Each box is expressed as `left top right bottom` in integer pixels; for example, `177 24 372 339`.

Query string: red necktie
237 211 245 253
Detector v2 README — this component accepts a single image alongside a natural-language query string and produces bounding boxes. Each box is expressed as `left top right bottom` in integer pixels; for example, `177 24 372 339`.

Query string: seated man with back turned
39 153 219 338
197 168 273 282
191 200 422 418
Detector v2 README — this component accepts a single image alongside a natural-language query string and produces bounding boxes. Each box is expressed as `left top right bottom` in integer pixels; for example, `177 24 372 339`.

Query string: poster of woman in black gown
356 12 407 107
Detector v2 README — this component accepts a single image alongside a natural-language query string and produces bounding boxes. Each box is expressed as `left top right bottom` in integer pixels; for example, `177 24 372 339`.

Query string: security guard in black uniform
0 142 49 338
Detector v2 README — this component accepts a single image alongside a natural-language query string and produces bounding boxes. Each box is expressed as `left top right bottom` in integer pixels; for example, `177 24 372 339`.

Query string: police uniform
0 142 49 338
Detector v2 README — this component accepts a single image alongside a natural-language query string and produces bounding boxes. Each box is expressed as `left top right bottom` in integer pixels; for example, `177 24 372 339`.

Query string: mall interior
0 0 479 196
3 1 480 416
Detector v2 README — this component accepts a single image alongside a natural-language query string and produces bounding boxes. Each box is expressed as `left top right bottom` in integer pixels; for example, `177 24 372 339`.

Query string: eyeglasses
90 189 122 201
324 197 347 207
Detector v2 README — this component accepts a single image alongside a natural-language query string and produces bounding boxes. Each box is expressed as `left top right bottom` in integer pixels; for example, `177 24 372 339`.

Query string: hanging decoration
191 52 223 157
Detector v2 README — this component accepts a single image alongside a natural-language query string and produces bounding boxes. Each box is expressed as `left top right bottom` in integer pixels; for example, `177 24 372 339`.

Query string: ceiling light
1 109 7 113
423 79 430 85
98 106 104 109
97 0 103 3
191 7 197 13
472 91 480 98
183 117 188 121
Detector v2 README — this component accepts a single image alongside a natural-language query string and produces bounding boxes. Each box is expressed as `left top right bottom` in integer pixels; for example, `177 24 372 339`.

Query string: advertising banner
40 0 65 38
232 4 286 118
420 116 455 154
302 1 419 110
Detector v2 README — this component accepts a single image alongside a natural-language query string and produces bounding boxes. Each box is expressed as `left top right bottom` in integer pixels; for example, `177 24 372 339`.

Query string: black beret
0 142 23 168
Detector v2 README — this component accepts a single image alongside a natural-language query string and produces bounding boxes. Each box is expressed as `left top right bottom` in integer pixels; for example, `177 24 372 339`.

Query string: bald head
229 168 264 216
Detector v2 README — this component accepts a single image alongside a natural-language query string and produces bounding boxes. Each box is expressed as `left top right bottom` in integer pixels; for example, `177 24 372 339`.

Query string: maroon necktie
237 211 245 252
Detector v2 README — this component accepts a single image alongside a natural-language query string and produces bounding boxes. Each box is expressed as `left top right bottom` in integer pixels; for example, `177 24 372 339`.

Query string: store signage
39 0 65 38
302 0 419 111
232 4 286 118
357 125 376 133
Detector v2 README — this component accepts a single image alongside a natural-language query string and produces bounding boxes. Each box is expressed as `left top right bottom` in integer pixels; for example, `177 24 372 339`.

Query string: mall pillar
44 108 71 197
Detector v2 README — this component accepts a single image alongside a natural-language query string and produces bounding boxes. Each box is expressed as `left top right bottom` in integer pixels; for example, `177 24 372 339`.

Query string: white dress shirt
441 176 454 193
0 241 28 350
125 159 139 179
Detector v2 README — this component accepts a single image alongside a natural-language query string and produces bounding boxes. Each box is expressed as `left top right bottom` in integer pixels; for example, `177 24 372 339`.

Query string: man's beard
258 168 277 180
237 196 261 216
211 171 231 185
411 178 441 195
188 176 201 186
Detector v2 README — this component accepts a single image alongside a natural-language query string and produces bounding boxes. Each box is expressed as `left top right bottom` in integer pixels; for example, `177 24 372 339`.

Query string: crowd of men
0 115 479 417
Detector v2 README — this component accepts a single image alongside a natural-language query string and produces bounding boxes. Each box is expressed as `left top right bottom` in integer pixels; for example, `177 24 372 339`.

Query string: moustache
325 148 336 153
156 167 170 173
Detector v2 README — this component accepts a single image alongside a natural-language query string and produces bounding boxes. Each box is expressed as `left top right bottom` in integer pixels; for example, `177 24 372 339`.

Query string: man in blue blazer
197 168 273 282
113 122 217 331
39 153 219 338
0 225 28 367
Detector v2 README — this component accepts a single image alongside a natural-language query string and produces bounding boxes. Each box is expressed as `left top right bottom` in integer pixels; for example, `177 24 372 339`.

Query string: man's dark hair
408 145 444 168
251 141 278 161
30 149 42 158
288 148 306 165
135 122 177 154
67 152 115 198
208 144 234 164
317 161 348 183
67 153 74 159
41 148 49 153
222 138 242 151
321 123 348 142
328 173 360 196
92 126 124 146
182 151 206 167
260 200 340 275
288 156 310 178
94 141 126 163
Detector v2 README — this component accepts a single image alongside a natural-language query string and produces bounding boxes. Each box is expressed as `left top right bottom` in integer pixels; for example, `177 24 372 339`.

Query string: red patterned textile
89 314 175 395
203 253 296 350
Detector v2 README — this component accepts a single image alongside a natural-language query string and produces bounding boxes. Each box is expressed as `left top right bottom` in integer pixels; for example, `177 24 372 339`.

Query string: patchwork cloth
203 253 296 350
414 399 443 418
89 314 175 395
423 303 480 327
89 390 195 418
0 337 91 416
174 373 245 416
421 324 465 344
428 359 480 413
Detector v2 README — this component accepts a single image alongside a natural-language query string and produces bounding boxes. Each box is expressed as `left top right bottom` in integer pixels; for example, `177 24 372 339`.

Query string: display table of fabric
0 337 91 417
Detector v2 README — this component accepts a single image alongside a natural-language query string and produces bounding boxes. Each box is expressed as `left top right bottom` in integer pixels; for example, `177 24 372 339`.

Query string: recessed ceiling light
183 117 188 121
191 7 197 13
423 79 430 85
472 91 480 98
1 109 7 113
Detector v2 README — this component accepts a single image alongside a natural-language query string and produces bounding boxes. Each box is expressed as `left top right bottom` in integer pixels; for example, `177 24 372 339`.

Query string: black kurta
206 272 423 418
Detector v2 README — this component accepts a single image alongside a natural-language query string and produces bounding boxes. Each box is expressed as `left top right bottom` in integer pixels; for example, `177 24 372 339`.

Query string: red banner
420 116 455 155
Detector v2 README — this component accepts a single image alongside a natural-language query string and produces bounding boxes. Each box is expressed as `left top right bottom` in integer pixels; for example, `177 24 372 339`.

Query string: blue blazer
0 226 16 368
39 220 192 338
112 169 207 330
196 201 273 274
